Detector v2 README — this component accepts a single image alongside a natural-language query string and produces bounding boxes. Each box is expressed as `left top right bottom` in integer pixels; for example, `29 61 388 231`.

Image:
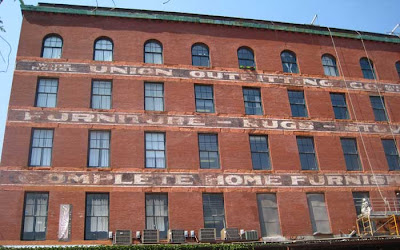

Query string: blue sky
0 0 399 160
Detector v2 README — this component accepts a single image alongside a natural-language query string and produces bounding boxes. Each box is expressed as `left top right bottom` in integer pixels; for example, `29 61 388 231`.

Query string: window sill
27 166 52 170
86 167 111 171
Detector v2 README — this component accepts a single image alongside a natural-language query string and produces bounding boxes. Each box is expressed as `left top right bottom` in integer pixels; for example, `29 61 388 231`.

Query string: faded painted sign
9 109 400 135
2 170 400 188
15 61 400 93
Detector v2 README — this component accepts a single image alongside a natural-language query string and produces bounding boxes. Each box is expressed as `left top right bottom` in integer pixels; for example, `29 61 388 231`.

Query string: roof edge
21 4 400 44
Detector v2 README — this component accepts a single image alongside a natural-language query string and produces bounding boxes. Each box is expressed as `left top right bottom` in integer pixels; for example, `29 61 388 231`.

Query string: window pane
330 93 349 119
85 194 109 240
145 83 164 111
341 138 361 171
199 134 220 169
297 137 318 170
203 194 225 237
288 90 307 117
22 193 49 240
146 194 169 239
145 133 165 168
92 81 112 109
30 129 53 166
192 44 210 67
396 61 400 78
250 135 270 170
238 47 255 67
36 79 58 108
360 58 376 79
243 88 263 115
144 41 163 64
382 139 400 171
370 96 387 121
94 39 113 61
42 36 62 59
88 131 110 168
322 55 339 77
195 85 214 113
281 51 299 73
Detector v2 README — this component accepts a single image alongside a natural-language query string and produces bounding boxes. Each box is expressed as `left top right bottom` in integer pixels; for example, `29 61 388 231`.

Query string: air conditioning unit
221 228 240 241
114 230 132 245
142 229 159 244
241 230 259 241
168 229 185 243
199 228 216 242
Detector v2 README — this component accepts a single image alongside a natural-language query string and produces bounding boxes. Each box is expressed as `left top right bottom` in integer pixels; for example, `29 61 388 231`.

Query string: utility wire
0 34 11 73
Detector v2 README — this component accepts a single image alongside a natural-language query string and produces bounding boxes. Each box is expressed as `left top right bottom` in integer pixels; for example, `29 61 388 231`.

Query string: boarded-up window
257 194 281 237
307 193 331 234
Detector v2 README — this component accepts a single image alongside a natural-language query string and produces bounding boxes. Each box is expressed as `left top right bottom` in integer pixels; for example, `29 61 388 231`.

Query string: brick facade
1 3 400 246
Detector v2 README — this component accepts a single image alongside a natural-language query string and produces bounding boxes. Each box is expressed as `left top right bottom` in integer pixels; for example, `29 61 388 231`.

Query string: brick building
1 2 400 247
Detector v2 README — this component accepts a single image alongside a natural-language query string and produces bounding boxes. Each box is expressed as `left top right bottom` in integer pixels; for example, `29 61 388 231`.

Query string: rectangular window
307 193 331 234
330 93 349 119
29 129 53 167
243 88 263 115
199 134 220 169
35 79 58 108
250 135 271 170
257 194 281 237
341 138 362 171
91 80 112 109
382 139 400 171
21 192 49 241
370 96 388 121
203 193 225 238
145 194 169 239
352 192 370 216
145 83 164 111
195 85 215 113
88 131 110 168
85 193 109 240
297 137 318 170
353 192 371 232
288 90 308 117
145 133 166 168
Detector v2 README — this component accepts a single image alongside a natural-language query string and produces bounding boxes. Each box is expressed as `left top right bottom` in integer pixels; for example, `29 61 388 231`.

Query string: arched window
237 47 255 68
94 38 113 61
396 61 400 78
281 50 299 73
322 54 339 76
41 35 63 59
360 57 376 79
192 43 209 67
144 40 163 64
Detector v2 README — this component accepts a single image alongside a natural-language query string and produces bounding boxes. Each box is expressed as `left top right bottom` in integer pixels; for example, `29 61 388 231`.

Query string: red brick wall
18 12 400 82
326 191 357 234
53 128 88 170
169 192 203 232
110 192 145 234
278 192 312 236
2 9 400 244
0 190 24 240
225 192 260 233
1 126 31 167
